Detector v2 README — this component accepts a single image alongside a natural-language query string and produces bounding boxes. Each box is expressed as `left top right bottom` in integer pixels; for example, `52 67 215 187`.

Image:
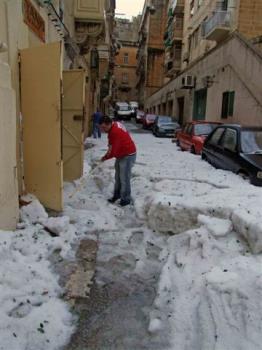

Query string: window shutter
228 91 235 117
221 92 229 119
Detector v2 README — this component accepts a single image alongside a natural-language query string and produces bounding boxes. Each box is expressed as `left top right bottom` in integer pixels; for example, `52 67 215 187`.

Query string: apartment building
144 0 262 128
113 18 139 102
183 0 262 67
164 0 185 80
136 0 166 108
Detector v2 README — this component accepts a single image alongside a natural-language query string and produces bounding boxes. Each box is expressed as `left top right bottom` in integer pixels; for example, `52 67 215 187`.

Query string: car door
179 124 188 149
153 116 159 134
204 127 225 167
184 124 193 151
219 128 240 172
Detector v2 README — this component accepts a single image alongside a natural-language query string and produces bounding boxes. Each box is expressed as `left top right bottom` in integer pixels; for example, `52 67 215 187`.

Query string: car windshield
158 116 172 124
119 105 129 111
146 114 156 121
241 130 262 154
194 123 220 136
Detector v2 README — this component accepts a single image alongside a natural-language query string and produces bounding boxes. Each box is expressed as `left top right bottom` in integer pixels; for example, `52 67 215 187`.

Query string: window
194 123 221 136
217 0 228 11
183 123 189 133
123 53 129 64
187 124 193 134
221 91 235 119
122 73 128 83
209 128 225 145
175 15 184 30
190 0 195 17
241 130 262 154
221 128 238 152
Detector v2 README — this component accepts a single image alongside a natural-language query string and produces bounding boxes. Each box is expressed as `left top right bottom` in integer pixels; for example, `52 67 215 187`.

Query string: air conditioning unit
183 51 189 62
182 75 195 89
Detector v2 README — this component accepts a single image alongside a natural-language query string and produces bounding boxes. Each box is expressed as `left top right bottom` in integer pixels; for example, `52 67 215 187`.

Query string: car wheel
201 153 207 161
238 171 250 182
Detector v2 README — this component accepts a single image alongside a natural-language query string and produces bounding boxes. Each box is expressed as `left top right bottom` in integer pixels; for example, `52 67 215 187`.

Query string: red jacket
103 122 136 160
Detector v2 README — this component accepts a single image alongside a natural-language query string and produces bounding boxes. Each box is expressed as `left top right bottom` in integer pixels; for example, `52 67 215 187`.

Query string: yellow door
62 70 85 182
20 42 63 211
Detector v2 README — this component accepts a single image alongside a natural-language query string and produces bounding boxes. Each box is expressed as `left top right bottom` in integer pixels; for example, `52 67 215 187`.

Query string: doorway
20 42 85 211
177 97 184 125
193 89 207 121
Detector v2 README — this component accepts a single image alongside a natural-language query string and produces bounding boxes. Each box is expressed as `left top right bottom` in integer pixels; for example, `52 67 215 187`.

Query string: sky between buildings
116 0 144 19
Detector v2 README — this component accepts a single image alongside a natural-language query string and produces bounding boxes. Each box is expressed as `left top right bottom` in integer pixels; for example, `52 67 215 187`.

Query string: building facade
144 0 262 128
182 0 262 68
136 0 166 108
113 18 139 103
164 0 185 80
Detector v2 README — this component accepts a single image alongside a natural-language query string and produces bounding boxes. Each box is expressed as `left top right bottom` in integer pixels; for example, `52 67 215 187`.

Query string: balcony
202 11 232 42
74 0 104 21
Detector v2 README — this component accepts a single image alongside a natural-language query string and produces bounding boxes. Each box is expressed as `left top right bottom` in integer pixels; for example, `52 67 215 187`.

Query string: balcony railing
202 11 232 39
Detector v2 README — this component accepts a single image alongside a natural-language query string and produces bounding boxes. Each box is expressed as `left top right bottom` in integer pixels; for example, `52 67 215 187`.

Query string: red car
135 110 145 123
142 114 157 129
176 121 222 154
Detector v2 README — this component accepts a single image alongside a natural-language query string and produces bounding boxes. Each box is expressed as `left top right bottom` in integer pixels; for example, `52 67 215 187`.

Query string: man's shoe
108 196 119 203
120 199 131 207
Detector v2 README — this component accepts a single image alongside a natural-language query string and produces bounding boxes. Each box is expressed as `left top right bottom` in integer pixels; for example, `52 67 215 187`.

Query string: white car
114 102 132 120
129 101 139 118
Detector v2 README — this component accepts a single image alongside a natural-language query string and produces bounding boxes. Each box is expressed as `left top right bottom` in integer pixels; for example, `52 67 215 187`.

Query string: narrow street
63 122 170 350
59 120 262 350
1 1 262 349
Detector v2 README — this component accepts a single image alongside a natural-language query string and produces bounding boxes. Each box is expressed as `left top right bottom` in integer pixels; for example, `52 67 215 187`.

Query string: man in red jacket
99 116 136 206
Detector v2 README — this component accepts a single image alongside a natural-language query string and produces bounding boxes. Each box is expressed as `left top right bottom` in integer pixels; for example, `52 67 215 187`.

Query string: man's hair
99 115 112 125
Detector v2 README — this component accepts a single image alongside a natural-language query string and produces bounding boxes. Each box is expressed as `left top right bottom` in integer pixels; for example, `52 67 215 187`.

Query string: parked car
152 116 180 137
142 114 157 129
129 101 139 118
202 125 262 186
135 110 145 123
114 102 132 120
176 121 222 154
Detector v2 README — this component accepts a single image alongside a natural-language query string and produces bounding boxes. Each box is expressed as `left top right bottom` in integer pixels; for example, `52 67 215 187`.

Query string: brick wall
114 46 138 102
146 50 165 98
238 0 262 39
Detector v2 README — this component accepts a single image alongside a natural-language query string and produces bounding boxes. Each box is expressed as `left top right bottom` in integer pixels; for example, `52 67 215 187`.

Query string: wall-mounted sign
23 0 45 42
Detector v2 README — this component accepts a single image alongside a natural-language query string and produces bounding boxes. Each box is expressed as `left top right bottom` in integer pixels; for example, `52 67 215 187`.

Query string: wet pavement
62 232 169 350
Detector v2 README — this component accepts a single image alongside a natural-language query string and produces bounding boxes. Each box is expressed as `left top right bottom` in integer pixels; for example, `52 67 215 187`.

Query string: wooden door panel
62 70 85 182
20 42 63 211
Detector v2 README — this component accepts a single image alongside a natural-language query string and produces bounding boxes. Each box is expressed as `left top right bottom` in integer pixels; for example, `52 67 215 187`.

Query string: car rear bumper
158 131 175 137
117 114 132 120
